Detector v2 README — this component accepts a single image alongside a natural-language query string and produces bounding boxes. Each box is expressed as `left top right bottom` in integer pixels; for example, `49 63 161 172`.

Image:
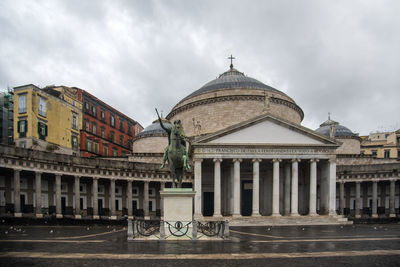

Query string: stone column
309 159 318 216
233 158 242 217
328 159 337 215
389 179 396 217
272 159 281 216
144 181 149 220
35 171 42 218
284 163 291 215
110 179 116 219
380 183 386 214
194 159 203 218
252 159 261 216
355 181 361 218
127 180 133 218
291 159 300 216
160 182 165 218
213 158 223 217
13 169 21 217
74 176 81 219
92 178 99 219
339 181 345 215
55 174 62 218
372 180 378 218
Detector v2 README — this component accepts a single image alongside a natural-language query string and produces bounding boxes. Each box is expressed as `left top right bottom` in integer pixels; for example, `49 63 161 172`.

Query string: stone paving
0 220 399 266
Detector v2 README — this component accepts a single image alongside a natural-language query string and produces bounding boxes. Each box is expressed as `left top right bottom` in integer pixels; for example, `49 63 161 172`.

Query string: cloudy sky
1 0 399 135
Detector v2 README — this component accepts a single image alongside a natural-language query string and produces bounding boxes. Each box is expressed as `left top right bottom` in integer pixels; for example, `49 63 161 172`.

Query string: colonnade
338 179 399 218
6 168 167 219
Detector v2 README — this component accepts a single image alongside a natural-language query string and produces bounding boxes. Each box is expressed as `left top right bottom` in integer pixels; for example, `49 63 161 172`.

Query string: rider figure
156 110 191 170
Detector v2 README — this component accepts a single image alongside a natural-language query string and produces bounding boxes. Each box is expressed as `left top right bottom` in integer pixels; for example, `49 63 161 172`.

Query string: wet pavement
0 221 399 266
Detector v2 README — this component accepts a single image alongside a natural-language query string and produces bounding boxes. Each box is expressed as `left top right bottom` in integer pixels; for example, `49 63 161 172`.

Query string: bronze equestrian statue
156 109 190 188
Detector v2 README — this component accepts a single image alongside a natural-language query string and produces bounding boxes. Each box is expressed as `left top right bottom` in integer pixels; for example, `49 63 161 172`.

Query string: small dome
136 119 172 137
182 67 288 101
315 116 357 137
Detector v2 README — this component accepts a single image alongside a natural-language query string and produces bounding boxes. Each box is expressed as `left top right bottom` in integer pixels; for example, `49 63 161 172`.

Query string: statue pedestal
160 188 195 240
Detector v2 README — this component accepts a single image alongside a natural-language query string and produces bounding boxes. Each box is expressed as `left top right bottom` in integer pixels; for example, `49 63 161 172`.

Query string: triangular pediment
195 114 337 146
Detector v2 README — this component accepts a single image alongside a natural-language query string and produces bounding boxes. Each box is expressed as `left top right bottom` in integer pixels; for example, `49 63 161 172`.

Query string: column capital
328 158 336 164
355 180 362 184
92 177 99 181
272 158 282 163
310 158 319 163
252 158 262 163
194 158 204 163
292 158 301 163
74 175 81 179
14 168 22 172
232 158 242 163
339 180 345 184
35 171 43 175
213 158 223 163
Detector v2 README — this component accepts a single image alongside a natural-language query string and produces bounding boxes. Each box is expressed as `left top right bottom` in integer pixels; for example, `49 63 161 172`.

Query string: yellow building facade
13 84 82 155
360 130 400 159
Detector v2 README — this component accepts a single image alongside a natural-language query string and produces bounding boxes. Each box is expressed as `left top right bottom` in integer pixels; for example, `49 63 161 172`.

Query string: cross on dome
228 54 235 69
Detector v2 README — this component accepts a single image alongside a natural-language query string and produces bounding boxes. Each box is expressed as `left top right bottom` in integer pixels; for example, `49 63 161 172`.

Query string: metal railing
128 219 229 240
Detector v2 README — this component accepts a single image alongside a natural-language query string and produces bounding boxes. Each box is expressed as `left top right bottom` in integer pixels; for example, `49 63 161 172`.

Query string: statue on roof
156 108 190 188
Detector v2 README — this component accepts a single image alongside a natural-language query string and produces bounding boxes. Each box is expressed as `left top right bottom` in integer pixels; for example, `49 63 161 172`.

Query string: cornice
166 95 304 121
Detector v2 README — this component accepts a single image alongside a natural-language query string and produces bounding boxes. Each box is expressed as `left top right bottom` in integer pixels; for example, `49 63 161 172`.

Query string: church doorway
203 192 214 216
241 181 252 216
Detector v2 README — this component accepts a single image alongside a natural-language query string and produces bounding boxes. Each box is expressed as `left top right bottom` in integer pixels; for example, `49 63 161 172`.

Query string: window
384 150 390 159
372 150 377 157
101 110 105 121
72 99 76 107
119 135 123 146
18 94 27 113
71 135 78 150
85 120 90 131
398 150 400 159
132 187 139 196
128 125 132 136
110 131 114 142
94 141 99 154
103 144 108 156
101 127 105 138
84 102 89 110
38 96 46 116
112 148 118 156
72 113 78 130
86 140 92 152
17 120 27 138
92 105 97 116
92 122 97 135
397 137 400 145
110 115 115 127
119 119 124 132
127 139 132 149
38 122 47 140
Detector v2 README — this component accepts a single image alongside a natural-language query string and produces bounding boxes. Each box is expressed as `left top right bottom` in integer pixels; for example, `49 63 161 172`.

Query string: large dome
167 65 304 137
182 67 290 101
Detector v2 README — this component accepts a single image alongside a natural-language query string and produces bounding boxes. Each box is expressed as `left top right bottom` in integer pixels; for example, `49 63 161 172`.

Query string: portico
192 114 339 220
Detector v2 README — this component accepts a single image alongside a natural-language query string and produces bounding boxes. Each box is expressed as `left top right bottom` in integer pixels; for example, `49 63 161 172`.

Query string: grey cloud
0 0 399 134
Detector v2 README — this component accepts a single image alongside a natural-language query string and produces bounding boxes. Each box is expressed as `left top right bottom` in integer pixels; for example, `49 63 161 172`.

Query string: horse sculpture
156 109 189 188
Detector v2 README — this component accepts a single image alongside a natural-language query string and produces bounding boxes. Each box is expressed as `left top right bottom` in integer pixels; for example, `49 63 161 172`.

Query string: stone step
216 215 353 226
